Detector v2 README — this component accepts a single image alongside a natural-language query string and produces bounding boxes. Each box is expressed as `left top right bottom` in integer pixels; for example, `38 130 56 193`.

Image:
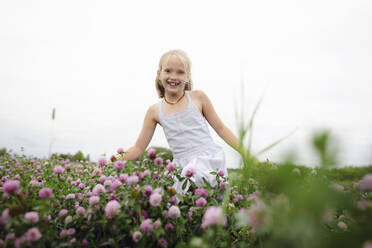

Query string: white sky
1 0 371 167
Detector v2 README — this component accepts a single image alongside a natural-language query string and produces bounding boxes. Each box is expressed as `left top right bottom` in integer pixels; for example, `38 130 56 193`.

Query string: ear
157 69 160 78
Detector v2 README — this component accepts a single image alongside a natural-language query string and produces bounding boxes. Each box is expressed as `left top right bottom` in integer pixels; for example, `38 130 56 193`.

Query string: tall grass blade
247 92 265 151
254 127 298 156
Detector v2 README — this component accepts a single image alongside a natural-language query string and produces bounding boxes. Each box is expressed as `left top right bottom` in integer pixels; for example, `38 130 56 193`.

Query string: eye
178 71 184 74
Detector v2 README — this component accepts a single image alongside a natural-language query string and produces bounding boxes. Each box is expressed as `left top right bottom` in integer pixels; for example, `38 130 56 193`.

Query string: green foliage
0 148 230 247
144 146 173 161
312 130 338 168
324 166 372 189
71 150 89 162
50 150 90 162
326 166 372 182
0 140 372 247
219 130 372 248
0 147 6 157
1 126 372 248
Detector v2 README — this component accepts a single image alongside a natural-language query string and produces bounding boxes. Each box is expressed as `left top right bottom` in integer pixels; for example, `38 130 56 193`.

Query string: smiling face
157 54 190 96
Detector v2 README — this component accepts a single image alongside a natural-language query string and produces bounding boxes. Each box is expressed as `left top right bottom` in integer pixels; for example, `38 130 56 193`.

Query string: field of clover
1 130 372 248
0 147 235 248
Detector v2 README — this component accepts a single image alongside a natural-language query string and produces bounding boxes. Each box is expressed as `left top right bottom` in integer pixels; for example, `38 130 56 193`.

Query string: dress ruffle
172 145 228 195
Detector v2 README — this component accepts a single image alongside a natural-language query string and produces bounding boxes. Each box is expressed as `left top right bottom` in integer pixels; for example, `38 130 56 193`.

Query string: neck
165 91 184 102
164 91 185 104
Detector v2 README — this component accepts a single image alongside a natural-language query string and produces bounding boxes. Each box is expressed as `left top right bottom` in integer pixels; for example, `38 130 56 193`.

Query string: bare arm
197 90 253 158
112 105 157 162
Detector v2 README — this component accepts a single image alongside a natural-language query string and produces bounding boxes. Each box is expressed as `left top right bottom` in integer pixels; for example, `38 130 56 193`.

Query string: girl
111 49 251 193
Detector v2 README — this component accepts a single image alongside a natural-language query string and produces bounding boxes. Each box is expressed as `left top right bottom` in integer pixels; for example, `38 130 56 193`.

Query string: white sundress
158 91 228 194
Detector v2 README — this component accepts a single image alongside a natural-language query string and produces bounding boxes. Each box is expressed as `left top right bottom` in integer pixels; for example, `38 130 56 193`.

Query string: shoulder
189 90 210 115
149 102 159 111
190 90 209 104
148 102 160 124
190 89 207 101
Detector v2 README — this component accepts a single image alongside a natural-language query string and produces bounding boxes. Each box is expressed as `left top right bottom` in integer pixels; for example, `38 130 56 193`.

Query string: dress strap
158 99 163 117
185 91 198 111
185 91 191 101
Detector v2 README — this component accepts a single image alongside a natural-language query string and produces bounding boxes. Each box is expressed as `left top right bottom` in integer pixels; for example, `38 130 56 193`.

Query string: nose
169 73 177 80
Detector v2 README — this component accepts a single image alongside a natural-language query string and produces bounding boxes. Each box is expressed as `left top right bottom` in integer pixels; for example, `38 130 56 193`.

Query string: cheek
159 74 166 81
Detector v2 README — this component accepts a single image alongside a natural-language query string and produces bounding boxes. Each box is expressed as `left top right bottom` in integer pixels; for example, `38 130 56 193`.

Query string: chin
167 88 180 92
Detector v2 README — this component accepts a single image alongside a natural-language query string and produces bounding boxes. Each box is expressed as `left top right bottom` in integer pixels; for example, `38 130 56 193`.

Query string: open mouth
168 82 180 87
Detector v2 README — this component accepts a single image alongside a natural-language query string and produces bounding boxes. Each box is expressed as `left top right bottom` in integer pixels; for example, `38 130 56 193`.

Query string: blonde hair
155 49 193 98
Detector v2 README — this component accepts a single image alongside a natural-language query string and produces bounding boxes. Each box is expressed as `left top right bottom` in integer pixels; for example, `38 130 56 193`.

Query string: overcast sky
1 0 371 168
